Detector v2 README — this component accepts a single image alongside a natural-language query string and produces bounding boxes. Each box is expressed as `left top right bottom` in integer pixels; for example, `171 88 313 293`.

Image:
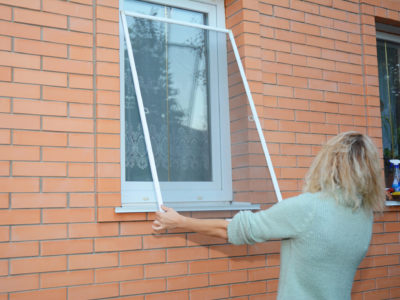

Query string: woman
152 131 385 300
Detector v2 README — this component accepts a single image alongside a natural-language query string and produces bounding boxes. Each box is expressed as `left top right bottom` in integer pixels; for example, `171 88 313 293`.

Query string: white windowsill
115 201 260 213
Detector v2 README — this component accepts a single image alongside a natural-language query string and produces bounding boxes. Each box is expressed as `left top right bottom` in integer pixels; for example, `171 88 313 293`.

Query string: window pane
124 5 212 182
377 39 400 186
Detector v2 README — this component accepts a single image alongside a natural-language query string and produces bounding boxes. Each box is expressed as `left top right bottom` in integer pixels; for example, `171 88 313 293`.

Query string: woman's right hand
152 205 185 233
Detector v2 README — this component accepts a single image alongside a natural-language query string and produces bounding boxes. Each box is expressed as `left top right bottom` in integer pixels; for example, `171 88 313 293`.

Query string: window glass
124 1 212 182
377 39 400 186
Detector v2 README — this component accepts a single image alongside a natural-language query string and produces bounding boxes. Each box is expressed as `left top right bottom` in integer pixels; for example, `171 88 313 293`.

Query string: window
117 0 262 212
377 24 400 189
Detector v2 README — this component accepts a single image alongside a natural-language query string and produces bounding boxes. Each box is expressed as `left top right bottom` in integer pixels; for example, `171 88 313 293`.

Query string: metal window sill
115 201 260 213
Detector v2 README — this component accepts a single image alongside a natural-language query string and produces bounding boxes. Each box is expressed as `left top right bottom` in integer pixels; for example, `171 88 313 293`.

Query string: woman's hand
152 205 185 233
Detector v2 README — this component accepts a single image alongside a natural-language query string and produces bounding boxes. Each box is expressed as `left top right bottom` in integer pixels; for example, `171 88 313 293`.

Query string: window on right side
376 24 400 194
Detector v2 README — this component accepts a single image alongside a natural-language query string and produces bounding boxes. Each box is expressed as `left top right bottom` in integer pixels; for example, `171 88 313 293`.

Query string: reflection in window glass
377 39 400 186
124 1 212 182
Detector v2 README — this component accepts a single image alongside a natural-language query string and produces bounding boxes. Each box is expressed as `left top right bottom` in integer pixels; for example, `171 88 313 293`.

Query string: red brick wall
0 0 398 299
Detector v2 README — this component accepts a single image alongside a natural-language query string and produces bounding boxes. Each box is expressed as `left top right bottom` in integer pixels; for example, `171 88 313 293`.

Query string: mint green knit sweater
227 192 373 300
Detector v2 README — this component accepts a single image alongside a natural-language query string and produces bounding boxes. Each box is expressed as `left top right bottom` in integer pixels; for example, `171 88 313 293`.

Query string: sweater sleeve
227 193 316 245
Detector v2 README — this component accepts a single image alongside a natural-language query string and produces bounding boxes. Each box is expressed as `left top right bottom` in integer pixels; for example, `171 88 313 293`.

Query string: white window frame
117 0 281 212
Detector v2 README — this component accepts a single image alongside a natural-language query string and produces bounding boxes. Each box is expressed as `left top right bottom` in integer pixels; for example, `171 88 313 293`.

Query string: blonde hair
303 131 385 211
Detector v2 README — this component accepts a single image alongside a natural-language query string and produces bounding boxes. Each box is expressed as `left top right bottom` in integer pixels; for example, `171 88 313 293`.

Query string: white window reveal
117 0 281 212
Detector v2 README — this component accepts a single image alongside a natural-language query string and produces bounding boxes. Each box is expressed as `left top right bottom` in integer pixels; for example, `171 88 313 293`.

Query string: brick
12 224 67 241
96 266 143 284
0 161 9 176
97 104 119 119
95 236 142 252
231 281 267 297
145 262 187 278
9 288 66 300
120 249 166 266
14 8 67 28
0 274 39 293
97 75 119 91
96 193 120 206
43 208 95 223
69 133 94 147
41 270 94 288
11 256 67 274
277 75 307 88
97 90 119 105
69 16 93 33
97 178 120 192
0 20 41 39
41 239 93 255
167 247 208 262
70 75 93 91
14 38 67 58
42 117 93 133
13 131 67 146
96 6 118 22
68 163 94 177
0 82 40 99
0 226 9 242
121 278 166 295
96 47 119 63
0 114 40 130
43 86 93 103
306 35 335 50
97 163 120 177
0 259 8 276
96 33 119 49
97 19 118 35
167 274 208 290
42 178 94 193
69 103 93 118
69 253 118 270
0 66 11 81
11 193 67 208
294 88 323 101
274 6 304 22
69 222 118 238
0 98 10 113
0 241 38 258
13 99 67 116
0 178 39 193
0 36 11 50
14 69 67 87
69 193 95 207
210 269 247 285
309 79 337 92
210 244 247 258
143 234 186 249
97 148 120 162
69 45 93 61
97 119 120 133
97 0 119 7
13 162 67 177
43 0 93 18
68 283 119 300
189 259 229 274
190 286 230 300
43 57 93 75
0 50 40 69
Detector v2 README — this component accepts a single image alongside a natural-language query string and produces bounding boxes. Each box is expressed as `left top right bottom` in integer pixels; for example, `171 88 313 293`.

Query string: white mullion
121 10 164 211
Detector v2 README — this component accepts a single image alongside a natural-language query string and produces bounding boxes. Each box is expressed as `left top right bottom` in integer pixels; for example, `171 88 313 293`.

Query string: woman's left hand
152 205 185 233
